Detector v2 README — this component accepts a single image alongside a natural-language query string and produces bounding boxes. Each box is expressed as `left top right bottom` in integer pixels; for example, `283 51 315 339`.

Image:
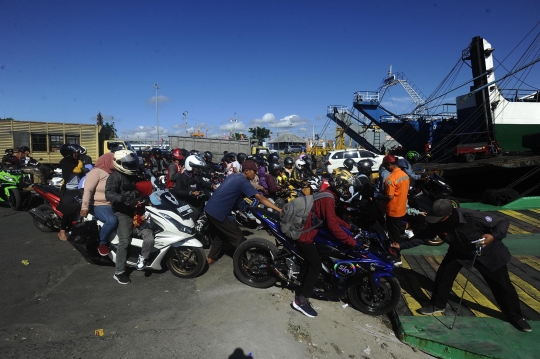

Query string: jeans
114 212 133 275
92 205 118 245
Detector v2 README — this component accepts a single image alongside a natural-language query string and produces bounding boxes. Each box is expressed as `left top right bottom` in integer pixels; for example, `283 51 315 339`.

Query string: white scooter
74 190 207 278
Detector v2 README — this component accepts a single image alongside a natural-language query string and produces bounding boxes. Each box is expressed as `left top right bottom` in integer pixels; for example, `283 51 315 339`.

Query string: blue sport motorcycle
232 206 401 316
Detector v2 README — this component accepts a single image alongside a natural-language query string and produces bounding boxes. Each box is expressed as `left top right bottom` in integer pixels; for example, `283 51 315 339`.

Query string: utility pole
154 84 159 147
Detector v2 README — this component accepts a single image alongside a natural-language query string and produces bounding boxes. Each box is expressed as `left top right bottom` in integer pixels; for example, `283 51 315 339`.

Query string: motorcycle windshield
150 191 193 217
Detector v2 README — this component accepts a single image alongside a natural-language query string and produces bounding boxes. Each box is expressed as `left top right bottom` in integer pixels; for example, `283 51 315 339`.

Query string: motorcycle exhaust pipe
269 264 300 285
28 208 51 225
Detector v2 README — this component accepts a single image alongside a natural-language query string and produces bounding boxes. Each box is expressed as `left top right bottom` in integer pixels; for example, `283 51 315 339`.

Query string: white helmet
295 159 306 170
184 154 206 172
113 150 139 175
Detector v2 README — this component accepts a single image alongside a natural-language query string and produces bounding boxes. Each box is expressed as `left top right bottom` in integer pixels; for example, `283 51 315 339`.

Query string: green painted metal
397 316 537 359
460 197 540 211
495 123 540 152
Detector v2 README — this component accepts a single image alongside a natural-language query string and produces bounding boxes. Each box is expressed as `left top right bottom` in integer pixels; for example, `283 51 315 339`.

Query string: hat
242 159 258 172
382 154 397 164
397 158 409 169
425 199 453 223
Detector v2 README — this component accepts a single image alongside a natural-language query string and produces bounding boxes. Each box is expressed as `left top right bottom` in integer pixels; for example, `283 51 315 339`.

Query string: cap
382 154 397 164
425 199 454 223
397 158 409 169
241 159 258 172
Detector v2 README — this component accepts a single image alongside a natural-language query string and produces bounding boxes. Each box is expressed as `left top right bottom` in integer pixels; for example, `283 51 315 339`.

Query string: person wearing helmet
166 148 185 189
292 170 358 318
267 153 280 164
105 149 142 284
265 162 284 199
232 152 247 174
149 148 167 177
224 153 237 176
172 155 214 222
205 160 282 265
2 148 15 165
291 158 312 195
342 158 356 172
379 154 410 264
283 156 294 177
78 146 93 165
56 144 85 241
252 155 269 194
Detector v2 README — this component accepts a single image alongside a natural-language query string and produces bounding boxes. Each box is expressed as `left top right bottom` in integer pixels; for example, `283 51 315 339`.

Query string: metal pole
154 83 159 147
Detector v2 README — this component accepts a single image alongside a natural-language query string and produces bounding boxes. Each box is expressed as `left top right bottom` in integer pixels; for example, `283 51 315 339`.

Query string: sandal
207 257 217 265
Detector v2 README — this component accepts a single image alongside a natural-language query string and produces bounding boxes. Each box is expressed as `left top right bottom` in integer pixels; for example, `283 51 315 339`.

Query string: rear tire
32 204 59 232
465 153 475 163
167 247 206 278
348 275 401 316
233 238 278 288
8 188 22 211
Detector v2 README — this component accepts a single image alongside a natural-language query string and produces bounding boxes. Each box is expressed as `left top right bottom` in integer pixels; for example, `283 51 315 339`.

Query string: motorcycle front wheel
233 238 279 288
348 275 401 316
167 247 206 278
8 188 22 211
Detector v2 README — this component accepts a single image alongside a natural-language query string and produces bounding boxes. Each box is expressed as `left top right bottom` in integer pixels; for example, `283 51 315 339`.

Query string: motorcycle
29 186 207 278
0 166 24 210
232 203 401 316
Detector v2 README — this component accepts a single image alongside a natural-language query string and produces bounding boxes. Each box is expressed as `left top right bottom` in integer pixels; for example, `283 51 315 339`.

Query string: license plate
179 205 191 212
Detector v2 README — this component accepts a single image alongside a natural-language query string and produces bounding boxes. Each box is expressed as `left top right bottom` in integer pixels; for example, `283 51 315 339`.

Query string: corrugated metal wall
0 120 99 164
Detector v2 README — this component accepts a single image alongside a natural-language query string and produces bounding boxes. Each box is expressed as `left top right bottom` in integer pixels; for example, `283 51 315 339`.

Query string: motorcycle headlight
161 213 195 235
1 175 15 182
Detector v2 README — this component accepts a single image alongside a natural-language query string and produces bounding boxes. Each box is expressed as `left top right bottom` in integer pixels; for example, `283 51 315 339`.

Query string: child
133 180 154 270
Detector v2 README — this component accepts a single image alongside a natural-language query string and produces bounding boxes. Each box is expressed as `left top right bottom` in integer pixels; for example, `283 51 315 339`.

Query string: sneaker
292 296 318 318
136 255 146 271
419 304 445 315
511 317 532 332
113 272 131 285
393 253 402 267
246 212 256 220
98 244 110 256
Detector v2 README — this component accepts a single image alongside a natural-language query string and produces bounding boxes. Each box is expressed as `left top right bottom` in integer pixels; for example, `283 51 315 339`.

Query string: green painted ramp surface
398 316 537 359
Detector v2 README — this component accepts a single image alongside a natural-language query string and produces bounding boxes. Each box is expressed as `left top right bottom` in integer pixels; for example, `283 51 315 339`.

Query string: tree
231 132 246 140
96 112 104 126
248 127 271 144
102 122 118 139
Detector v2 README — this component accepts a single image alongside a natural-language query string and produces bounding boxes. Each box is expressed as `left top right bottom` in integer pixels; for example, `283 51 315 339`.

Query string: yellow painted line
530 209 540 214
429 255 501 317
399 257 442 316
498 210 540 228
508 224 530 234
507 271 540 313
515 256 540 272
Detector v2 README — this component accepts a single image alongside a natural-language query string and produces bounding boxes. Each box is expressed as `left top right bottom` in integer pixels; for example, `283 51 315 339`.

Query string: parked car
284 145 302 154
324 149 383 174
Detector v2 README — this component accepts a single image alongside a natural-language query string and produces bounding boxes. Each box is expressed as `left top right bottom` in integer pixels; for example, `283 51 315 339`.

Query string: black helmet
225 153 236 163
268 162 282 176
343 158 355 172
151 148 162 156
203 151 213 162
179 148 189 158
252 154 265 166
304 157 313 170
79 146 87 155
5 148 14 154
284 157 294 167
267 153 280 163
19 146 30 153
60 143 81 158
237 153 247 162
356 159 373 176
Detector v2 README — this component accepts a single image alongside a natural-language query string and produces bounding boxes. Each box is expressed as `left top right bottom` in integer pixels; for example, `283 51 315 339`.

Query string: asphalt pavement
0 205 435 359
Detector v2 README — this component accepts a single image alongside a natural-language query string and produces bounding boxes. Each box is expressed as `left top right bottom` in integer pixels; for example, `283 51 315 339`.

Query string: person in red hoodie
292 170 358 318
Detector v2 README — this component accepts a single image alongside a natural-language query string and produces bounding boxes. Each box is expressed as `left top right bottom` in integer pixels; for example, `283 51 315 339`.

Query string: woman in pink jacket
80 153 117 256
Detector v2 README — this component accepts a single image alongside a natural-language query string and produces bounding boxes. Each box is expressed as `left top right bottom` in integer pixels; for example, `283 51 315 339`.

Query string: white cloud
219 122 247 131
147 95 171 104
120 125 169 141
299 127 308 132
250 113 307 128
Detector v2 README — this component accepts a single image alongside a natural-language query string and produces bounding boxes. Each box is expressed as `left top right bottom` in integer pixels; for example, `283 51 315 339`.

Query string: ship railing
353 91 380 104
326 105 349 115
499 88 540 102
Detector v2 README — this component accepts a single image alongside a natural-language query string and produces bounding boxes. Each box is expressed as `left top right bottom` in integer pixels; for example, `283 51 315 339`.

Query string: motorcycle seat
43 185 61 197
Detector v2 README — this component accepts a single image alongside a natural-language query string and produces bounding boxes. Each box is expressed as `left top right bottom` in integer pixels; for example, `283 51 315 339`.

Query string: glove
122 183 137 191
127 197 139 206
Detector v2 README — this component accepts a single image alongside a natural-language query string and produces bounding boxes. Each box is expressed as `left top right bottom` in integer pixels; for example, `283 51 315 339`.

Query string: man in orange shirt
381 154 410 264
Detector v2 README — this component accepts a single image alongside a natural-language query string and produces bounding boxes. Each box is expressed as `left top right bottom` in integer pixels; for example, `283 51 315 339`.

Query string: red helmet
171 148 185 161
382 154 397 164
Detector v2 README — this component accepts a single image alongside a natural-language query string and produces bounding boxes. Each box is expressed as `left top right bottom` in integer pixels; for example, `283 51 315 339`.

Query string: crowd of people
6 143 531 331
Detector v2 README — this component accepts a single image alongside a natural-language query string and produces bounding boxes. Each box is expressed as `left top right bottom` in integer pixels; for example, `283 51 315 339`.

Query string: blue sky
1 0 539 143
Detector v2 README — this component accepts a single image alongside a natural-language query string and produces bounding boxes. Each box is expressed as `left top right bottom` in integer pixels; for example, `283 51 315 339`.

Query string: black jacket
105 171 140 215
402 208 511 271
172 171 211 206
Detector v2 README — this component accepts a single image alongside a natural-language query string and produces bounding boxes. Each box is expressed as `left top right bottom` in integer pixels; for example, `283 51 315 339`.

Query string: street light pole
154 83 159 147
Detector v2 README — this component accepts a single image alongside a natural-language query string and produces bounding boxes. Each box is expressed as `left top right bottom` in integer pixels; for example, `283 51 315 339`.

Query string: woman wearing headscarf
80 152 117 256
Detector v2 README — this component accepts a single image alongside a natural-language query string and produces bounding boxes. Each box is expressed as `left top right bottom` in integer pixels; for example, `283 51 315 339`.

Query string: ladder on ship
379 67 427 115
373 128 381 150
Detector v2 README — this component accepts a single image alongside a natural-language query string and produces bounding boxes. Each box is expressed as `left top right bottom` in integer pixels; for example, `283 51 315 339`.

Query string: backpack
279 191 334 240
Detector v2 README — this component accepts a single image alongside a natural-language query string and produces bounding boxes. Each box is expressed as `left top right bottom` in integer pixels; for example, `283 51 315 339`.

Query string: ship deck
393 204 540 358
